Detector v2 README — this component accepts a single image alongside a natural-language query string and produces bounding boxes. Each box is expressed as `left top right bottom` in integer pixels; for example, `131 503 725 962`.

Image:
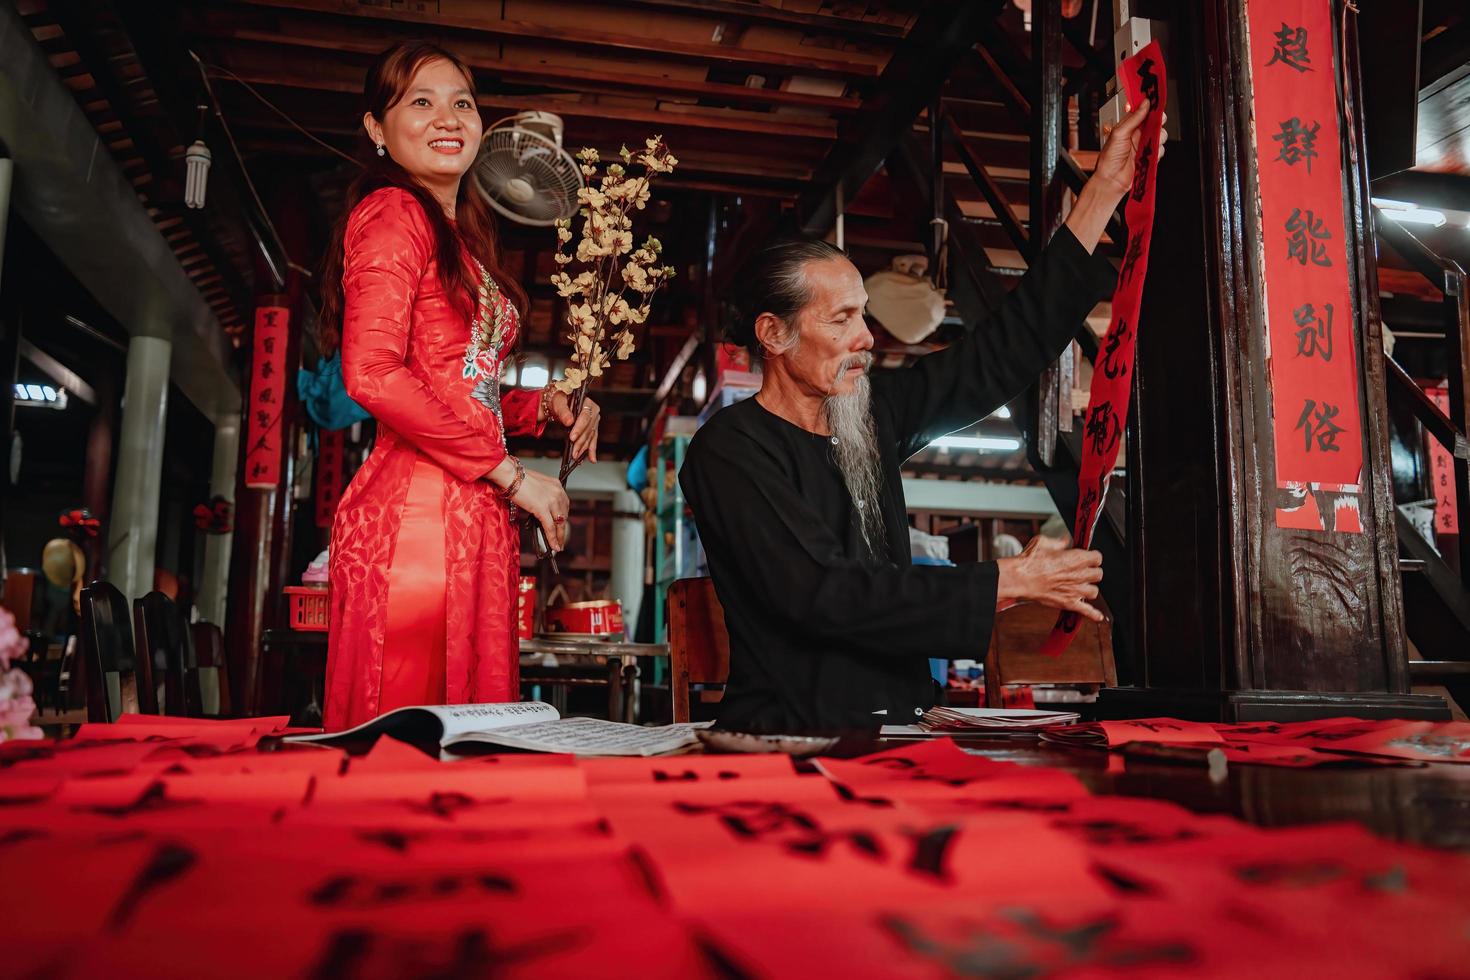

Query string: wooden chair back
1 570 42 633
134 592 200 717
190 621 232 717
667 577 730 724
984 602 1115 708
79 582 152 722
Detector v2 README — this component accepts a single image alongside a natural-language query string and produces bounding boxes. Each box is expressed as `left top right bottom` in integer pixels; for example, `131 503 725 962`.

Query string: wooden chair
190 621 232 718
134 592 200 717
1 569 42 633
984 602 1115 709
667 577 730 724
79 582 154 722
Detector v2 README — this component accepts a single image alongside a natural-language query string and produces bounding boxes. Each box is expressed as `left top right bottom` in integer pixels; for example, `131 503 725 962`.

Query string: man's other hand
995 536 1105 623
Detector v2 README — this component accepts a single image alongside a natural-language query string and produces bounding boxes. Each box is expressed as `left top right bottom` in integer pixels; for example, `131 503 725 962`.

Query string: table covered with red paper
3 715 1468 978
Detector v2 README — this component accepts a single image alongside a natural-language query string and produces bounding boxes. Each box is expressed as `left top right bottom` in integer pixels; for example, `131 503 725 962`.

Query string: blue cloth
626 444 649 492
297 353 371 431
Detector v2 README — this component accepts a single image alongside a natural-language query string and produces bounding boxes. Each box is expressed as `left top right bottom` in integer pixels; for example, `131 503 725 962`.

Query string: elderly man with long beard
681 104 1162 734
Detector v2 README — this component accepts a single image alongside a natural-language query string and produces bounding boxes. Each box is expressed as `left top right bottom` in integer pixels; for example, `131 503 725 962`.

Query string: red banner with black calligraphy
1039 41 1166 658
315 427 346 528
1247 0 1366 534
1425 384 1459 535
244 305 289 489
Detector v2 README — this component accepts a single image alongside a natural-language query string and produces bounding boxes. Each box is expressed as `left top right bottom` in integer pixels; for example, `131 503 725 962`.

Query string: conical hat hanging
864 254 946 345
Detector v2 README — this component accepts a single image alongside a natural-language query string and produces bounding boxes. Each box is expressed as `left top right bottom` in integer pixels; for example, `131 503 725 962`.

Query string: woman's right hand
512 469 571 552
995 535 1105 622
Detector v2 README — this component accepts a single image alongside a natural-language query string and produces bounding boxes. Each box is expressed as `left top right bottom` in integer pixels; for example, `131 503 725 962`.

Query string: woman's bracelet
538 385 555 421
497 456 526 500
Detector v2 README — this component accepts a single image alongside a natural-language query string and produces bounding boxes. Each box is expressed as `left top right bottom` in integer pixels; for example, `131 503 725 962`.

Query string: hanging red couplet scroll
1039 42 1165 659
315 427 346 528
1425 385 1459 535
244 305 289 489
1247 0 1366 533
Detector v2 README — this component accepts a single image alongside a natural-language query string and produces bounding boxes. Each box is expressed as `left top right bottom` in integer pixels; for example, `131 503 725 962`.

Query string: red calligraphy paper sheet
1098 718 1226 747
244 305 289 488
1425 384 1460 534
1247 0 1367 532
1040 41 1166 657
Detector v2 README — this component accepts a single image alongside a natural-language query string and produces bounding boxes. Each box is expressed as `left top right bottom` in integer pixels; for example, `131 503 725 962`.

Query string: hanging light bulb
184 105 212 209
185 139 212 209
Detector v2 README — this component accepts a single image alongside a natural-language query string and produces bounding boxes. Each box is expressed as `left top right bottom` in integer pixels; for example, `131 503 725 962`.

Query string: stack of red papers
3 716 1466 977
1041 717 1470 768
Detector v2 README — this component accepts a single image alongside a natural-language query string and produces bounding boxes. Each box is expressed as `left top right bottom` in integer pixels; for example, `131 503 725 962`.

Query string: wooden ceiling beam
798 1 1002 235
210 81 829 173
184 18 862 114
113 0 296 291
1423 14 1470 89
645 177 797 199
223 108 815 181
228 126 807 199
591 0 910 40
218 0 883 79
45 0 255 325
204 61 838 140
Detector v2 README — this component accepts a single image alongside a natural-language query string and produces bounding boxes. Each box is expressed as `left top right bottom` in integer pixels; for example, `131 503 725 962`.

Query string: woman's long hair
317 41 527 357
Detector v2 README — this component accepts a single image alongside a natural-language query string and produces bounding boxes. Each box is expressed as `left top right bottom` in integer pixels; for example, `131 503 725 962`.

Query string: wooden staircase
879 9 1139 667
1374 216 1470 709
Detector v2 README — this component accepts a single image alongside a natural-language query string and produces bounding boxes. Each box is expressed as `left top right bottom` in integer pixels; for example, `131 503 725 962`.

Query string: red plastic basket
284 586 329 632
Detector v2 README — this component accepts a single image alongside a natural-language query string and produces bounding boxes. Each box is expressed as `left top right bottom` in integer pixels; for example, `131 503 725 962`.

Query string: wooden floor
932 735 1470 851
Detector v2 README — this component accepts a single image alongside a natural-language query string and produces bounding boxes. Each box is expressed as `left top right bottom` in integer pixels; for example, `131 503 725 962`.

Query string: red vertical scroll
315 427 345 529
1425 385 1459 535
244 305 289 489
1039 42 1166 658
1246 0 1366 533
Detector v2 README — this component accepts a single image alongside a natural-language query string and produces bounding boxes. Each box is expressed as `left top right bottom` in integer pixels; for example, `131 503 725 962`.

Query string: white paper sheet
447 717 707 757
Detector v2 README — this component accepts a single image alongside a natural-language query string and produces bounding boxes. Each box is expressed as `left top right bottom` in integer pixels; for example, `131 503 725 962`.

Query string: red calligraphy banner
1247 0 1366 533
1424 384 1459 534
1039 42 1165 658
245 305 289 489
315 426 345 528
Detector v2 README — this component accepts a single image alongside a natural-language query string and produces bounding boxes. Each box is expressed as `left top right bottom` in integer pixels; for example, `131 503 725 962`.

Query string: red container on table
284 586 329 632
543 600 624 638
517 576 537 640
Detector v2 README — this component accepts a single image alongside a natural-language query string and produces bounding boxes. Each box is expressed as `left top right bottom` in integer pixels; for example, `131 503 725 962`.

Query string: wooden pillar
224 300 281 715
196 410 239 627
108 336 171 604
224 173 310 715
1032 0 1069 468
1102 1 1446 721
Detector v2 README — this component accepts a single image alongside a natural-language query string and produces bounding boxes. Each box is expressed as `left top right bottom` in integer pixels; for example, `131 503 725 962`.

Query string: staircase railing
908 9 1135 671
1375 211 1470 662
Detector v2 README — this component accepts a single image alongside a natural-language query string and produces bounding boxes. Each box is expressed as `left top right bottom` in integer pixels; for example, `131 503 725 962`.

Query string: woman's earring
376 143 386 157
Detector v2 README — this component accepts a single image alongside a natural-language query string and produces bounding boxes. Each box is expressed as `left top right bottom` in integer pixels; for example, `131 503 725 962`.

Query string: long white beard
824 362 886 559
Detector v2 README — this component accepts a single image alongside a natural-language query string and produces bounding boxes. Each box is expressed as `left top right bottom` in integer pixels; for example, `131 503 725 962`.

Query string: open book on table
285 702 705 758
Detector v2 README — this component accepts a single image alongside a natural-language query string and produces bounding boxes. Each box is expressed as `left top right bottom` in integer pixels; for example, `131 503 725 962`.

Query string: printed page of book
286 701 560 748
447 717 707 757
